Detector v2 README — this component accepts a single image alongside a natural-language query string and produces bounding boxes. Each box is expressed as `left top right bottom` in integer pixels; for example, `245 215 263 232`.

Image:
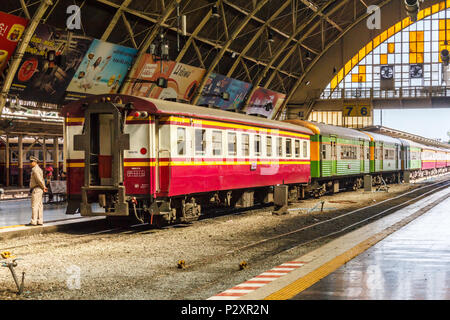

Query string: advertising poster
158 62 206 102
245 87 286 118
123 53 175 99
65 39 137 101
0 11 28 73
9 24 92 104
197 72 252 110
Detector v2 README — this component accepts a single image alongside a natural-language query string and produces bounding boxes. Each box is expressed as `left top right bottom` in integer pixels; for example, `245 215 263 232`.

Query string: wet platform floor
0 199 79 227
292 196 450 300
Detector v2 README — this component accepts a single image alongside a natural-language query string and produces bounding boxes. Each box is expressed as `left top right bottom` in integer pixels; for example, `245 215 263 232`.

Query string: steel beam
120 0 181 94
191 0 270 105
101 0 133 41
243 0 350 114
277 0 394 120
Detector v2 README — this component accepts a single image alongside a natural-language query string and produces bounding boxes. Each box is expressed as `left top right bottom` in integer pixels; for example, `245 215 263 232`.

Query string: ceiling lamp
211 4 220 18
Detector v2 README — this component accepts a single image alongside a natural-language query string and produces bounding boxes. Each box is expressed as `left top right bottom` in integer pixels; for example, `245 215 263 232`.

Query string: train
61 94 450 226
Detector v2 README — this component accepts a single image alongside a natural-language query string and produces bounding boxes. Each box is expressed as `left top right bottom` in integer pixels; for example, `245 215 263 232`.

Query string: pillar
18 135 23 187
53 136 59 180
364 175 372 192
5 135 10 187
43 137 46 169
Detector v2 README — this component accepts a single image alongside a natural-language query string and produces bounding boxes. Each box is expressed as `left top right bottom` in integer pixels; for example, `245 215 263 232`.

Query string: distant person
27 156 48 226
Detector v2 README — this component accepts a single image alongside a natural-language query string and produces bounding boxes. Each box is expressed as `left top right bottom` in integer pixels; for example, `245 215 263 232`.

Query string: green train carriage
285 120 370 197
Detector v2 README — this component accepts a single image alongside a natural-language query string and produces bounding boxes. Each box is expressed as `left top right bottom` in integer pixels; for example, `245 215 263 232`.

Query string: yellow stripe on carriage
123 160 310 167
161 116 310 139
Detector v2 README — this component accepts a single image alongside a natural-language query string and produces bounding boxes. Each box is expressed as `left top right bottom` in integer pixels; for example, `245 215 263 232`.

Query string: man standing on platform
27 156 48 226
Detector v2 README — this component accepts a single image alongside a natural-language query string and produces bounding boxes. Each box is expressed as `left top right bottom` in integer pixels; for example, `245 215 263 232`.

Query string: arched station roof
3 0 443 121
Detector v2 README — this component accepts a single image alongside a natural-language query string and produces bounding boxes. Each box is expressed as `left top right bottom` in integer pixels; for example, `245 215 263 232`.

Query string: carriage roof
62 94 314 136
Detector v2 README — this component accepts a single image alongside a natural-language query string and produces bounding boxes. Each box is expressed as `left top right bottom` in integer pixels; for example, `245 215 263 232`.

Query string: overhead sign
0 11 29 73
343 105 371 117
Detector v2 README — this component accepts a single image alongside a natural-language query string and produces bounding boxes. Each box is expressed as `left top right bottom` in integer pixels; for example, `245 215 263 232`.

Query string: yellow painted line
0 224 25 230
263 200 440 300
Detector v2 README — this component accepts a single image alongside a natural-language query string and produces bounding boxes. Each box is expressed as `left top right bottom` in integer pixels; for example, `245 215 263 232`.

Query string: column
18 135 23 187
53 136 59 180
5 135 10 187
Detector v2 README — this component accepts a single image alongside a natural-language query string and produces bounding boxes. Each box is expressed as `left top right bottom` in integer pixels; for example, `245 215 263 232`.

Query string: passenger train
61 94 450 226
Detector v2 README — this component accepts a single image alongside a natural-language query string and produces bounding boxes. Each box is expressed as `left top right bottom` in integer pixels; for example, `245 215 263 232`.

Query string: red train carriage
62 94 313 225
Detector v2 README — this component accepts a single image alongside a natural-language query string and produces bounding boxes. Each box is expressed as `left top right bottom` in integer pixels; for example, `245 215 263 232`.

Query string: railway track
2 177 449 255
171 177 450 298
1 176 449 300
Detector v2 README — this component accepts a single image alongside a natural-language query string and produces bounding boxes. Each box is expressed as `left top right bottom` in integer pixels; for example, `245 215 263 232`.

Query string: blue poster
197 72 252 110
65 39 137 102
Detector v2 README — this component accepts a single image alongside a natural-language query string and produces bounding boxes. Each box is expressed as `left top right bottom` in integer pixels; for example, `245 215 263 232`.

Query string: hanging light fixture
268 30 274 43
404 0 420 22
211 4 220 18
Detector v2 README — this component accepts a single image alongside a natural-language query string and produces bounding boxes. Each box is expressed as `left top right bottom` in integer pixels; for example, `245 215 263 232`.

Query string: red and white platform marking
208 261 306 300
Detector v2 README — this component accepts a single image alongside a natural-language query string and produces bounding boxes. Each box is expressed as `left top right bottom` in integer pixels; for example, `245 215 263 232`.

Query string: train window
385 149 395 160
195 129 206 155
295 140 300 158
341 146 357 160
212 130 222 156
255 135 261 156
228 132 237 156
277 137 283 157
286 139 292 157
177 127 186 156
303 141 308 158
266 136 272 157
242 134 250 157
321 144 327 159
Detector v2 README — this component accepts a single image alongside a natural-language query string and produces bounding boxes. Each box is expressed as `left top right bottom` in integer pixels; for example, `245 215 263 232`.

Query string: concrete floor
0 199 79 226
292 196 450 300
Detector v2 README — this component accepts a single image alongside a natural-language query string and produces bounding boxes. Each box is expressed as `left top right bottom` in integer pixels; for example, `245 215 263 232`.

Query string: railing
317 86 450 100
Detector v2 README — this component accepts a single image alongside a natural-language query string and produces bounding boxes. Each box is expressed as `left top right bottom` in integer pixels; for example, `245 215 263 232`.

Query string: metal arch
175 4 213 62
0 0 54 115
276 0 395 120
191 0 270 105
242 0 350 111
101 0 134 41
120 0 181 94
225 0 293 78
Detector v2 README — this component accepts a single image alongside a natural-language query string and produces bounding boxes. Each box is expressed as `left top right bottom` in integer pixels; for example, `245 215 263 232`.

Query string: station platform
0 198 79 227
209 185 450 300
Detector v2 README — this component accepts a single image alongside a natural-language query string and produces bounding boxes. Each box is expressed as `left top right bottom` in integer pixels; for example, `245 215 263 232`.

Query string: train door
330 136 337 175
379 142 384 171
73 101 130 216
359 139 365 172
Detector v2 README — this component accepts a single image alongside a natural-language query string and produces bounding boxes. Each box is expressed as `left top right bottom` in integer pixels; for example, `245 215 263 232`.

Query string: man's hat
30 156 39 162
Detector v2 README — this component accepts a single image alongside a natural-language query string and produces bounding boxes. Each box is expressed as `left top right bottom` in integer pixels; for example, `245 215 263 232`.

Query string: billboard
158 62 206 102
65 39 137 101
123 53 175 98
9 24 92 104
245 87 286 118
0 11 28 72
197 72 252 110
